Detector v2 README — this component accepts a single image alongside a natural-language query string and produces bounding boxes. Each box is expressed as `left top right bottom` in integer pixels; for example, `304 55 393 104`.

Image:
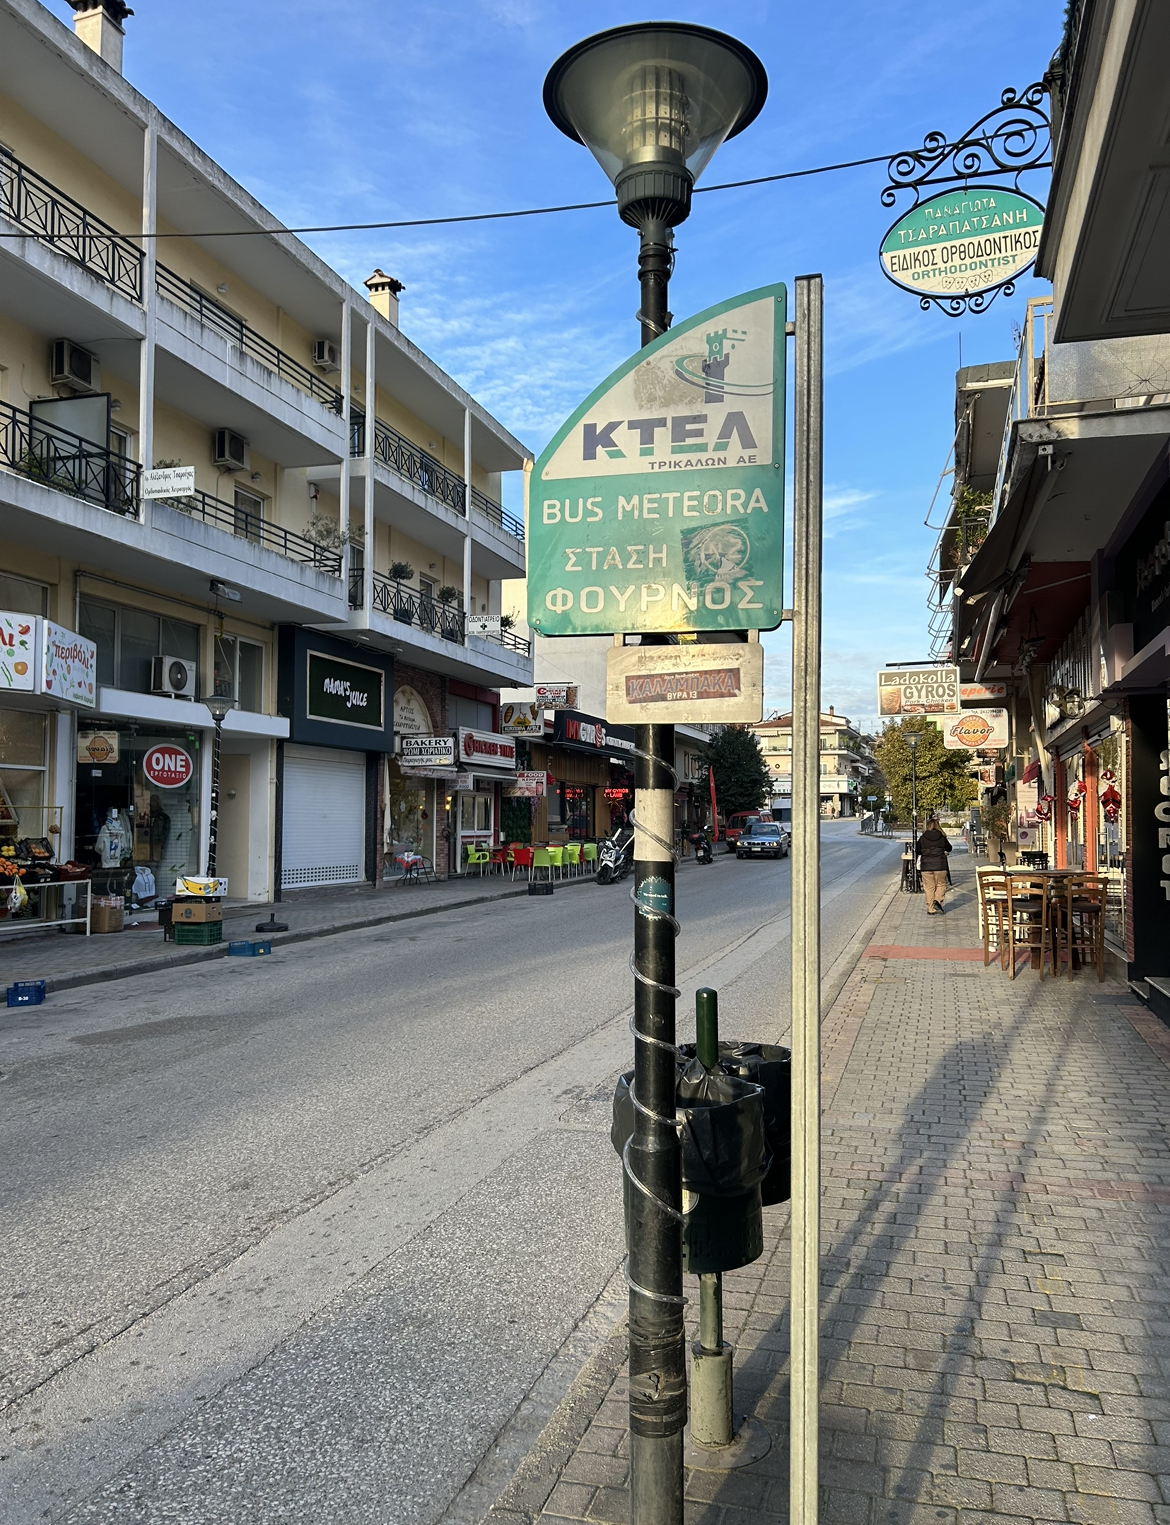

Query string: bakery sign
877 665 960 715
458 728 517 772
400 734 456 769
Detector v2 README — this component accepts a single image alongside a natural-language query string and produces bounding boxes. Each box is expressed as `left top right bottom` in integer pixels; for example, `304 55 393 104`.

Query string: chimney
69 1 133 73
365 269 405 326
828 705 834 715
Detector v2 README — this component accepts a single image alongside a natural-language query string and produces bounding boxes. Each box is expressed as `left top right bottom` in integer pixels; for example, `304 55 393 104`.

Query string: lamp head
544 22 767 229
907 730 921 752
205 693 237 723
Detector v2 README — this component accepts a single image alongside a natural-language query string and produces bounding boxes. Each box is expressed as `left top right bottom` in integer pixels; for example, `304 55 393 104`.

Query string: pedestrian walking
918 816 952 914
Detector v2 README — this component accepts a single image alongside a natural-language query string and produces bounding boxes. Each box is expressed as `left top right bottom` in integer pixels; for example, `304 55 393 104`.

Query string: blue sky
45 0 1064 728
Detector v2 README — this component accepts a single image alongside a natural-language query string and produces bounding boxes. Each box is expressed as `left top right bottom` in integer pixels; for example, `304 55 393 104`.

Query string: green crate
173 921 223 946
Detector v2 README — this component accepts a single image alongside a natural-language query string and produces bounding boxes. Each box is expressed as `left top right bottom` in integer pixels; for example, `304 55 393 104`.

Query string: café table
1002 867 1081 970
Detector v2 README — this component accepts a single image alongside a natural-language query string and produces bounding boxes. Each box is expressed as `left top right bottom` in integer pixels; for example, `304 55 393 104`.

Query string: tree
873 719 977 822
707 726 771 817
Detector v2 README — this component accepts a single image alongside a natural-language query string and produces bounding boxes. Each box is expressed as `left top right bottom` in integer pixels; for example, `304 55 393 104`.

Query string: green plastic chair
465 844 491 876
545 845 565 880
582 842 599 870
531 847 553 882
564 842 582 876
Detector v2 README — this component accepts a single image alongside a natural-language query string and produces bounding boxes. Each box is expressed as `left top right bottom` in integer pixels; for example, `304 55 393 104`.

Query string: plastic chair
582 842 598 872
508 846 533 880
545 845 565 880
531 847 553 882
465 844 491 877
564 842 582 876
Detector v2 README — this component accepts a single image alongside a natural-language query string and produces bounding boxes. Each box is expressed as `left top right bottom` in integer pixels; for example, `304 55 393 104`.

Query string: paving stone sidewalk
496 858 1170 1525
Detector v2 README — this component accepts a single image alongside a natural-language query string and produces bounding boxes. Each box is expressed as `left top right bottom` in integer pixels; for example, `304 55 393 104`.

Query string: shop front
537 709 634 843
452 726 517 871
276 627 393 890
386 674 449 877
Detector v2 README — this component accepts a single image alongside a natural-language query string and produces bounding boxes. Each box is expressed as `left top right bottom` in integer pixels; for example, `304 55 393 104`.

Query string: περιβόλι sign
528 285 786 637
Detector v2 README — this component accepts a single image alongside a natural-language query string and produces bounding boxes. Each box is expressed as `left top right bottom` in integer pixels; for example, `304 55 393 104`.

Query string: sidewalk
495 858 1170 1525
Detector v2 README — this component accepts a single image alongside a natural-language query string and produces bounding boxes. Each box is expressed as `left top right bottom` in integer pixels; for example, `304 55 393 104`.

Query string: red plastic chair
509 846 534 880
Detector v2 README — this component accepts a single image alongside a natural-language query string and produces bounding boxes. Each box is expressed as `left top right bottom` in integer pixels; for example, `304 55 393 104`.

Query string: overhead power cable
0 136 1049 243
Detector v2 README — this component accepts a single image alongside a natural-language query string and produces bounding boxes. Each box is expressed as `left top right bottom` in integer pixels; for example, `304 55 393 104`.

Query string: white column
462 406 472 624
339 299 352 603
53 709 76 863
363 312 375 623
138 122 157 477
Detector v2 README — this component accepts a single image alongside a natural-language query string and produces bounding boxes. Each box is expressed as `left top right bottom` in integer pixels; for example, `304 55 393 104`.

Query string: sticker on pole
528 284 787 637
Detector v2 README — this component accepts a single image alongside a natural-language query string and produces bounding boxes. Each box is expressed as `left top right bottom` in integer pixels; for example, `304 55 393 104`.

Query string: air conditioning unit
151 655 197 699
212 428 250 472
312 339 341 372
50 339 101 394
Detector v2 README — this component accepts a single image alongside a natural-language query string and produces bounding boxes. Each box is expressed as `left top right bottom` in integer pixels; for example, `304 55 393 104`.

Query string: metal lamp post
544 26 767 1525
907 729 921 894
204 693 236 876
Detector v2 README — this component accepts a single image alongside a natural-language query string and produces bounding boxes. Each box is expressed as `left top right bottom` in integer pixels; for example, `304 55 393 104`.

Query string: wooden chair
1004 873 1054 979
976 868 1009 967
1050 873 1107 981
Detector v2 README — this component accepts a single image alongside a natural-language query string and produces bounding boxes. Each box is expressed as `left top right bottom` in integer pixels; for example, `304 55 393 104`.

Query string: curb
14 873 602 997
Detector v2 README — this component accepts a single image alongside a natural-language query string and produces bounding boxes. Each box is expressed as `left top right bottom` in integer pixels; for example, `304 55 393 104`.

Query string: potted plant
389 560 414 582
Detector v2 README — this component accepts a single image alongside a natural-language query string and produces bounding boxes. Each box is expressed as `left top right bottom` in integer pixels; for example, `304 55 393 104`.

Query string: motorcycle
595 825 634 884
686 828 714 865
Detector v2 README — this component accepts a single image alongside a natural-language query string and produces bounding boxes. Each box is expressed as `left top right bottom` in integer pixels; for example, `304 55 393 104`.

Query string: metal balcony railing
0 399 139 515
350 411 525 540
0 146 143 301
155 264 345 413
160 488 342 575
482 625 531 657
354 569 467 643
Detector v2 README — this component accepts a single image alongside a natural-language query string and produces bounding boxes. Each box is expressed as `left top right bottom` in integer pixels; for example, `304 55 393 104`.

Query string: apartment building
0 0 532 908
751 708 876 819
934 0 1170 981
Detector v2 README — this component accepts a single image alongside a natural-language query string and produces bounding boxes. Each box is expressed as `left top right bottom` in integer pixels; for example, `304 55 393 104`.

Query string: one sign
534 684 579 708
877 665 960 715
144 744 194 789
78 730 120 764
942 707 1009 750
504 771 547 798
880 190 1044 301
306 650 385 731
501 702 545 735
143 465 196 499
528 283 787 636
40 620 96 707
0 612 35 691
458 728 517 771
467 615 502 638
400 734 456 768
960 680 1007 702
607 642 764 724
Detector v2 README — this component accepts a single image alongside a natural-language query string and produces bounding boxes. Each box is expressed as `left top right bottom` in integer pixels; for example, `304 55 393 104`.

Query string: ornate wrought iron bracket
880 84 1051 317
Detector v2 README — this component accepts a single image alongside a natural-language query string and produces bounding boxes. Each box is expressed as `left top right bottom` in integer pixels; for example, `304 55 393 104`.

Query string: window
213 635 264 710
0 708 48 841
0 573 47 617
234 487 263 544
79 599 200 694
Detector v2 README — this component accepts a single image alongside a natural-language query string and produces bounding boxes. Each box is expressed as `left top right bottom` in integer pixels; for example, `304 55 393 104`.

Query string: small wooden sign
606 642 764 724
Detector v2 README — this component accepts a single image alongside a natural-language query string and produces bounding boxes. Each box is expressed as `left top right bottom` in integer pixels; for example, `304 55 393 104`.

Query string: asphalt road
0 822 902 1524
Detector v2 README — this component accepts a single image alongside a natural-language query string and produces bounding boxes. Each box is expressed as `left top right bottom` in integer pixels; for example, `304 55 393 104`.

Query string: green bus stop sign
528 283 786 637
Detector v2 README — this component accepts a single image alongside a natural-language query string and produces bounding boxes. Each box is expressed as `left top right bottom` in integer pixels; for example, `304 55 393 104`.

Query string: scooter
686 828 714 865
595 825 634 884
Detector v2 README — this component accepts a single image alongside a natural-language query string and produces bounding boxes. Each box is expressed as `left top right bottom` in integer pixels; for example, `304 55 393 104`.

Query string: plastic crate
7 980 46 1007
228 939 271 957
173 921 223 946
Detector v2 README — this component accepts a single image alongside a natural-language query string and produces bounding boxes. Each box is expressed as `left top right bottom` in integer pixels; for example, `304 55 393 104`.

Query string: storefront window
1065 753 1085 868
75 725 201 891
1093 724 1126 949
548 783 592 838
460 794 492 833
387 774 430 854
0 709 48 840
79 600 200 694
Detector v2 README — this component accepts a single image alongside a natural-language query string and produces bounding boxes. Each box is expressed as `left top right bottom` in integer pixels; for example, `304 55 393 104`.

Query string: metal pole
206 717 223 876
627 220 686 1525
790 273 823 1525
911 752 919 893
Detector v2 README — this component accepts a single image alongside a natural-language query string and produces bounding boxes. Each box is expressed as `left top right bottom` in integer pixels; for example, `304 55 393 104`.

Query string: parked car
736 822 789 860
723 810 773 852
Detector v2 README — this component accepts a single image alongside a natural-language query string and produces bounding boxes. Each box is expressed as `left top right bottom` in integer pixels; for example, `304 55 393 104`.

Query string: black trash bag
611 1060 768 1200
678 1041 791 1205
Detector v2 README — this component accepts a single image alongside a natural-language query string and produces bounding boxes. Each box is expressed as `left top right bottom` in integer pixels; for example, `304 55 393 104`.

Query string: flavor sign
528 284 786 636
880 190 1044 300
942 707 1009 750
0 612 35 691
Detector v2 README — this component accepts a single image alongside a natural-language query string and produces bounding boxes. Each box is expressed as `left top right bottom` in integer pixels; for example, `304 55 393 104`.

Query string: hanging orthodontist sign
527 283 786 637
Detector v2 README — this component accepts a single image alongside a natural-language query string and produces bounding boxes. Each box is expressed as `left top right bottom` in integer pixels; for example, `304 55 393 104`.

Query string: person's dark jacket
918 827 952 871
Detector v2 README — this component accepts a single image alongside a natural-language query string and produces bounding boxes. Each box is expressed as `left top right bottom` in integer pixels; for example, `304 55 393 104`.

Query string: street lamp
204 692 236 877
544 26 767 1525
907 730 921 894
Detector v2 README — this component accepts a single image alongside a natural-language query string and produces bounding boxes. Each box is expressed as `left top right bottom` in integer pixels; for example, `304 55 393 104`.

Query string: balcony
155 264 344 415
351 411 524 541
0 146 142 303
0 398 139 516
163 489 342 577
351 567 532 659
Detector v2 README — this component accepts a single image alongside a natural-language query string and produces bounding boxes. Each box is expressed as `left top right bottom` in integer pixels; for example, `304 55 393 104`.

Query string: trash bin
680 1040 791 1206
